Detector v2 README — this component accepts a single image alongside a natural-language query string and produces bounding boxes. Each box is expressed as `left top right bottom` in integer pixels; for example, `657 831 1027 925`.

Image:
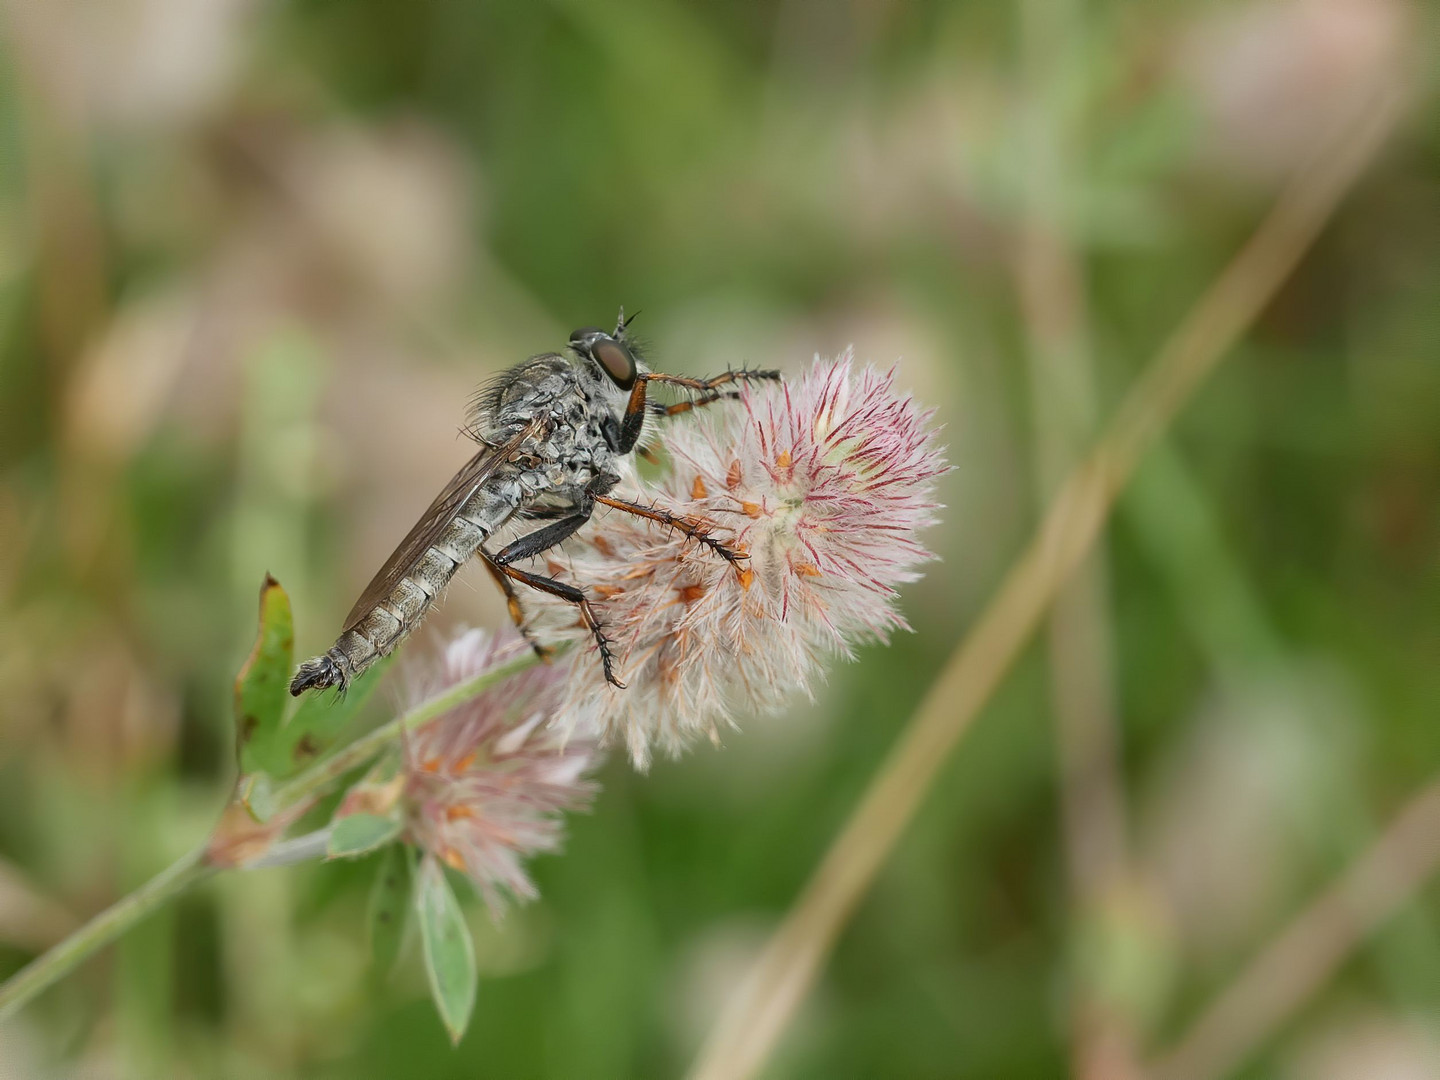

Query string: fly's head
569 307 644 394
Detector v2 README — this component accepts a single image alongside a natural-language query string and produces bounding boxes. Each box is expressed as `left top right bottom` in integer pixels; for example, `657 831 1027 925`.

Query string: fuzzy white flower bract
534 353 947 768
401 628 601 912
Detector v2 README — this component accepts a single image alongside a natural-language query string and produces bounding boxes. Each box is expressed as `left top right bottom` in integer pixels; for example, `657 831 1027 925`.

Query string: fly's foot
580 603 625 689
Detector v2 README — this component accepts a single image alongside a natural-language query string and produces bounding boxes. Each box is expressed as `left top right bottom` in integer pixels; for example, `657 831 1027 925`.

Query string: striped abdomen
290 483 520 694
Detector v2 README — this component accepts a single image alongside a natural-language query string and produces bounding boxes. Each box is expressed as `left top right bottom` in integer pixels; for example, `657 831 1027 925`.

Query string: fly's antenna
615 307 648 366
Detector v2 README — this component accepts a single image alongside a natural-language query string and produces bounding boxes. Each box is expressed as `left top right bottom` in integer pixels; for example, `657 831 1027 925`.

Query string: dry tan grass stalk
1149 775 1440 1080
687 82 1406 1080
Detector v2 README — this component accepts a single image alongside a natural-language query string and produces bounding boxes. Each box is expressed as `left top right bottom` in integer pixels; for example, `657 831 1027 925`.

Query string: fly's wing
341 416 547 632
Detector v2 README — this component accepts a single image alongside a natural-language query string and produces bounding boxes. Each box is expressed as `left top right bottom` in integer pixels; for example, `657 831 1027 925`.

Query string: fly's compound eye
591 335 638 390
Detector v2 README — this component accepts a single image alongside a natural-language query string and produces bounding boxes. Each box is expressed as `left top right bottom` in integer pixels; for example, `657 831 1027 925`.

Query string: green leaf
234 575 295 776
273 653 395 777
237 771 278 823
417 855 477 1045
327 813 404 860
367 844 410 977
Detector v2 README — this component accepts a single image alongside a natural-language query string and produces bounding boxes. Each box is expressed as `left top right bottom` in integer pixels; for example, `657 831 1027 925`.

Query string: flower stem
0 851 217 1021
0 644 551 1021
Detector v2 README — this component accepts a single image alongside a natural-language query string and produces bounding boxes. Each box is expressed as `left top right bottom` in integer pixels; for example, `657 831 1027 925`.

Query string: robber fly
290 311 780 696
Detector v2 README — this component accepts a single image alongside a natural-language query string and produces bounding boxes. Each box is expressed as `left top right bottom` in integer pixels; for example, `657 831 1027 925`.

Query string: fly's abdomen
290 485 520 695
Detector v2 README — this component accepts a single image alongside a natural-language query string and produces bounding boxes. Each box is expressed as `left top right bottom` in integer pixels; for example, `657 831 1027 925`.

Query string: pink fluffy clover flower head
542 351 947 768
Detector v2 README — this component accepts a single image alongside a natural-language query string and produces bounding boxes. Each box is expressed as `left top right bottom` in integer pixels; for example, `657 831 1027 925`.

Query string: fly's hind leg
489 485 624 688
479 551 553 663
491 562 624 689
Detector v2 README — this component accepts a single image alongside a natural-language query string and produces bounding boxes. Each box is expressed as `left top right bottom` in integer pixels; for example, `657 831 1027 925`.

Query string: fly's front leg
643 367 782 403
648 368 780 417
648 393 736 419
612 369 783 455
613 379 650 454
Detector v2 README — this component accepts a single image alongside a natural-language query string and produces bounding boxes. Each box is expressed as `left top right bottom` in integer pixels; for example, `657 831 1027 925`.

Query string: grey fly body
289 311 781 696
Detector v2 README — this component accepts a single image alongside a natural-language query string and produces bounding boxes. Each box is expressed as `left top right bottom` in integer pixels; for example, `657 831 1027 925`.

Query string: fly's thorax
551 365 626 474
479 353 628 505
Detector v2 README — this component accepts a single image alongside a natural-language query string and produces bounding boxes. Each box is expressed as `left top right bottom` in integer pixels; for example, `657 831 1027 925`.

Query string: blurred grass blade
368 845 411 978
235 575 295 776
327 814 404 860
417 855 476 1045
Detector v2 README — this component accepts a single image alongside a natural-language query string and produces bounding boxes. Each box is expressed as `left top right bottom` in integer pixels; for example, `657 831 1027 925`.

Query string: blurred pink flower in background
5 0 256 133
1283 1012 1440 1080
1176 0 1412 182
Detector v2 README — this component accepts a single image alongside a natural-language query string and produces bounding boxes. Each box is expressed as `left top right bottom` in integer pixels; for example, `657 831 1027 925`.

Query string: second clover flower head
399 627 601 913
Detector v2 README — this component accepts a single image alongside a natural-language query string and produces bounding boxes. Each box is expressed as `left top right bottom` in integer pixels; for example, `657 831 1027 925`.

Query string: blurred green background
0 1 1438 1077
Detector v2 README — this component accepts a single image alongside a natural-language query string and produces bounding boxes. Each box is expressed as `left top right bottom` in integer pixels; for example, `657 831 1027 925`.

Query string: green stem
0 644 552 1021
0 852 217 1021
